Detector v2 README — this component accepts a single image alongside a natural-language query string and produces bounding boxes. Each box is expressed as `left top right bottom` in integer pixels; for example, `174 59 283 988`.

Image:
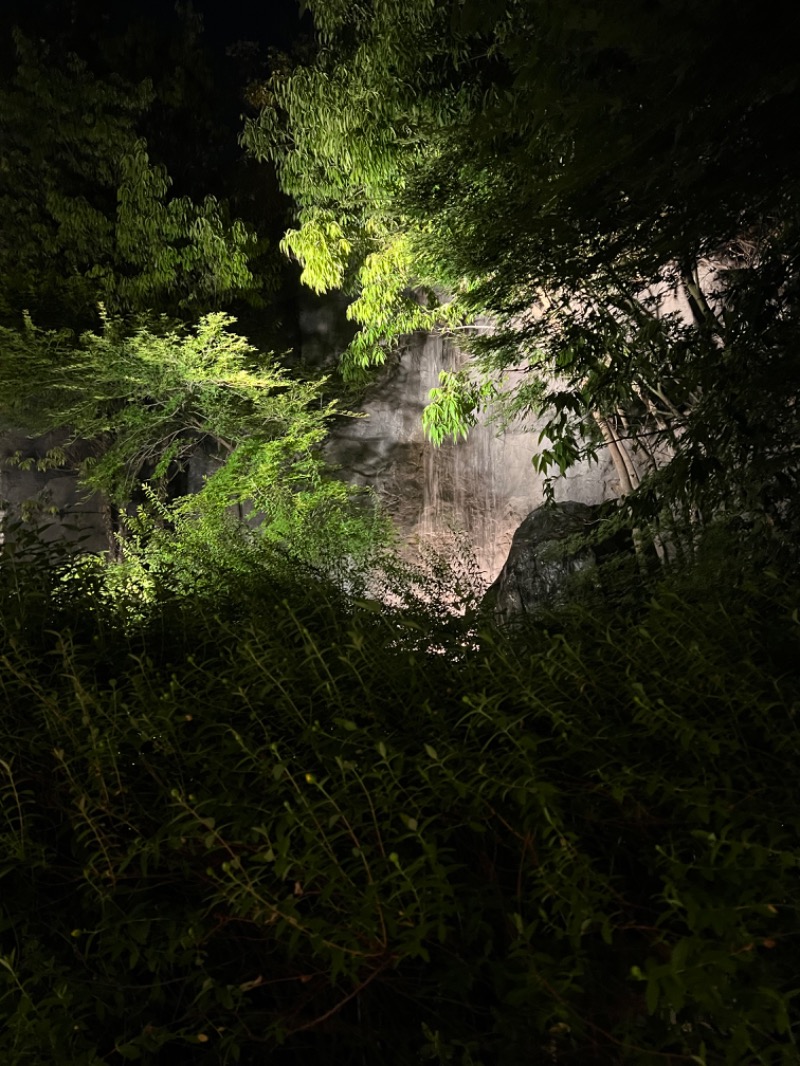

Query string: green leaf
115 1044 142 1060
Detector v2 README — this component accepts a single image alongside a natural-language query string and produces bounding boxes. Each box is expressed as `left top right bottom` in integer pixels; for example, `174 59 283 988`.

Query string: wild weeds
0 535 798 1064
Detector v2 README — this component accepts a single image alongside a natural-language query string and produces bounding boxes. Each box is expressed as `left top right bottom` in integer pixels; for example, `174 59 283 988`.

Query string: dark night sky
0 0 308 53
191 0 307 50
124 0 309 51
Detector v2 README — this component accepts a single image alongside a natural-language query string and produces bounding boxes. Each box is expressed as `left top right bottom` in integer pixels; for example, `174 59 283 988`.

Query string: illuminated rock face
0 427 109 551
0 296 619 581
313 321 618 587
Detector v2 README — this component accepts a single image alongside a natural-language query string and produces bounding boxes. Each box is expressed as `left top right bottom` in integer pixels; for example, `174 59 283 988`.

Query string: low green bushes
0 539 798 1064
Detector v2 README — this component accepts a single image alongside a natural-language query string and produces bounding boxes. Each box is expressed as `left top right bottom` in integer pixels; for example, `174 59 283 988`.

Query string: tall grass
0 530 798 1064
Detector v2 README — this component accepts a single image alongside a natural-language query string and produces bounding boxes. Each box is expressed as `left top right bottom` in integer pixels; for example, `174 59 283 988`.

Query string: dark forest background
0 2 798 1063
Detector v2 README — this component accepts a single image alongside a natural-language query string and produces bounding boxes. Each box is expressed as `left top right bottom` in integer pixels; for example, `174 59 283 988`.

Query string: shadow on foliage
0 525 798 1065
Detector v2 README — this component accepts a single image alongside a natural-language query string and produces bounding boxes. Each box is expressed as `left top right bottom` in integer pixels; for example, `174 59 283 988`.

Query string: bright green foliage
422 369 496 445
0 531 798 1063
0 30 256 327
246 0 800 541
0 313 385 572
242 2 473 374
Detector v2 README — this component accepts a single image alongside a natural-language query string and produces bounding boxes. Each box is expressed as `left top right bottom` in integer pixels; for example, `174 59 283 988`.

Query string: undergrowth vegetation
0 531 798 1064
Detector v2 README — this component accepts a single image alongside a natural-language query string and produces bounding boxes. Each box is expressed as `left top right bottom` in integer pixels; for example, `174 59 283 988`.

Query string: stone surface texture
0 427 108 551
481 501 606 625
1 293 619 583
302 286 618 586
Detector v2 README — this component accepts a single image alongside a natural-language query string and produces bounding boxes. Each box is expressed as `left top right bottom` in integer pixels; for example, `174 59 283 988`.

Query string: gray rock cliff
1 294 620 582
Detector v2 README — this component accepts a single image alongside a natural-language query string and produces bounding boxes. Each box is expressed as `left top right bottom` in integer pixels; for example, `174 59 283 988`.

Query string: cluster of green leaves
0 530 798 1064
246 0 800 543
487 240 800 541
0 26 256 328
0 312 387 574
422 370 497 446
241 1 475 373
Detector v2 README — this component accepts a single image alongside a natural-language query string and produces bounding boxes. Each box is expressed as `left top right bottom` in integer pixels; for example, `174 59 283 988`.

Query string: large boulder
481 501 629 624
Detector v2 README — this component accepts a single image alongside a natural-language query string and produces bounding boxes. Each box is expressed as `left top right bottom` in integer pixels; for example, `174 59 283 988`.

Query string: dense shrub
0 537 798 1064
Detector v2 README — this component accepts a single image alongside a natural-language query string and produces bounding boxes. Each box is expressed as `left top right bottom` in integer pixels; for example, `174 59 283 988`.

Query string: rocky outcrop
1 293 620 581
481 501 632 624
318 338 617 585
0 427 108 551
297 289 618 586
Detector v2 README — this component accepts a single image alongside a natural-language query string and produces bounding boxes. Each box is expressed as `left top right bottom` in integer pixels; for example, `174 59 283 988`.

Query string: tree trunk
593 412 638 494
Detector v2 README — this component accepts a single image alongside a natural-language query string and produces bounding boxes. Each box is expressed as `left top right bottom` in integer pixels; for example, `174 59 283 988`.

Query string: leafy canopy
0 313 387 574
245 0 800 539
